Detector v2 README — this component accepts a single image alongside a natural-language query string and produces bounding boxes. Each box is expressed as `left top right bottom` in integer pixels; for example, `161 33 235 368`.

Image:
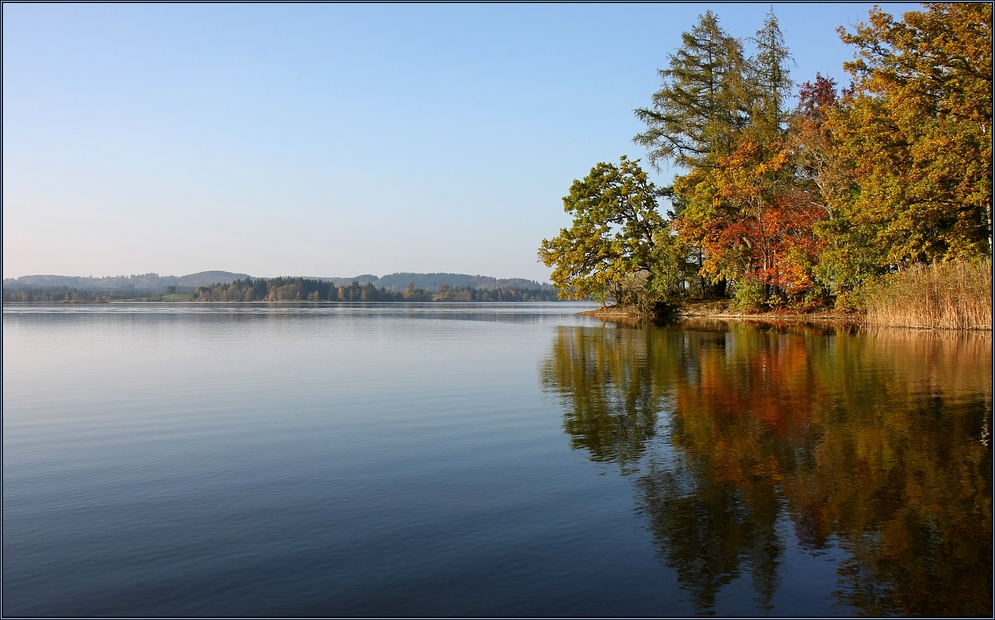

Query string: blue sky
3 3 921 281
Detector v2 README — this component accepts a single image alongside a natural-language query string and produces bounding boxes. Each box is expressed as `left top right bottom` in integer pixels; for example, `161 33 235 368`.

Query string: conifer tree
747 9 793 134
634 11 748 171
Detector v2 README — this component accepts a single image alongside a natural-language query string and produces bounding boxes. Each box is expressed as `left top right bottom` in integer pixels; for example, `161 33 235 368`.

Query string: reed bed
862 259 992 330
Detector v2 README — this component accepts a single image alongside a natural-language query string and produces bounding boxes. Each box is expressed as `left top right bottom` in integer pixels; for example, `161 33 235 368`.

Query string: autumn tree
633 10 824 306
660 10 829 309
829 3 992 271
577 4 995 313
786 75 878 301
633 11 755 297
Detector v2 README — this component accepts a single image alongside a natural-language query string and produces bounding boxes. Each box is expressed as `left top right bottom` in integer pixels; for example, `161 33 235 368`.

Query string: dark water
3 303 991 617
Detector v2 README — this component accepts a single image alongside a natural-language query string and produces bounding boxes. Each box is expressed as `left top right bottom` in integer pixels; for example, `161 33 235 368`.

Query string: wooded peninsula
539 4 992 330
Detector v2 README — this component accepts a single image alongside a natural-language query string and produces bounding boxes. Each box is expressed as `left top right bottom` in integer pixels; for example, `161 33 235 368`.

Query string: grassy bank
861 260 992 331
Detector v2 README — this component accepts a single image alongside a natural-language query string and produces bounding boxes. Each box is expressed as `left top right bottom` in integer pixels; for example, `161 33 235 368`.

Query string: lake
3 303 991 616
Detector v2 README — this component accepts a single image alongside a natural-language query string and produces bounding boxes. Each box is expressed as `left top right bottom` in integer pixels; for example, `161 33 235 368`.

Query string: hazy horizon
4 268 547 282
4 3 921 281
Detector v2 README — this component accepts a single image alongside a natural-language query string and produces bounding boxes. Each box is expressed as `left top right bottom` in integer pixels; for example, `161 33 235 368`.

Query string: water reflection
1 302 598 325
540 321 992 616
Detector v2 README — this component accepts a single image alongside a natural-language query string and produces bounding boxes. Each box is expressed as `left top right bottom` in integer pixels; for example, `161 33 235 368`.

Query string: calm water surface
3 303 991 616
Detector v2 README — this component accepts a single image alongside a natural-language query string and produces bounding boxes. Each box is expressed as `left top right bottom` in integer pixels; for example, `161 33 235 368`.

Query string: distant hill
3 270 553 294
310 272 552 291
307 274 381 286
2 271 250 292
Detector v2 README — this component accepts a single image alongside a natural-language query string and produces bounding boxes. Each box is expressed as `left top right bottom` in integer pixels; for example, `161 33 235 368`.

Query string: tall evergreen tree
747 9 793 134
634 11 748 172
633 11 752 297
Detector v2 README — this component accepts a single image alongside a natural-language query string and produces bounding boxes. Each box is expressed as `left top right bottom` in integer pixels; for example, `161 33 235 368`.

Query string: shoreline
581 307 858 324
3 300 988 331
677 311 859 323
581 305 992 331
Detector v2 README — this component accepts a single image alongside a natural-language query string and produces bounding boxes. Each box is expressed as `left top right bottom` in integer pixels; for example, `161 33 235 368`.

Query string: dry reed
862 259 993 330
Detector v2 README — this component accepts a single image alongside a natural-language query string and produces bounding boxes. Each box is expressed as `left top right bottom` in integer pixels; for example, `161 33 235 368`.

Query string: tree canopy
830 3 992 267
538 156 681 308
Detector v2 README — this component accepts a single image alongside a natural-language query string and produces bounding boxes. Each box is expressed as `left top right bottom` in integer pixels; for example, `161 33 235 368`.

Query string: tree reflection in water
540 320 992 616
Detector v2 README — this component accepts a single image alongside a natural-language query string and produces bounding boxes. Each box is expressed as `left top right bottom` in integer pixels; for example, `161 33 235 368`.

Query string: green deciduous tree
539 156 679 308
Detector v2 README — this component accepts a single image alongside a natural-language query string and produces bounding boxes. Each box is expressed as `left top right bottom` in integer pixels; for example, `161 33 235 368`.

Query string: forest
539 4 992 326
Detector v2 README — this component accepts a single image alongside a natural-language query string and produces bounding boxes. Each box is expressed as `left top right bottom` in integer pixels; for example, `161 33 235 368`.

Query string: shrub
732 278 767 312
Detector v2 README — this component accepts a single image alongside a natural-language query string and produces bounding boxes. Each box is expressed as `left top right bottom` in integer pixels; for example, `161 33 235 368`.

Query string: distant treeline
193 278 560 302
3 271 554 295
346 272 550 292
2 271 250 292
2 287 122 303
3 277 563 303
